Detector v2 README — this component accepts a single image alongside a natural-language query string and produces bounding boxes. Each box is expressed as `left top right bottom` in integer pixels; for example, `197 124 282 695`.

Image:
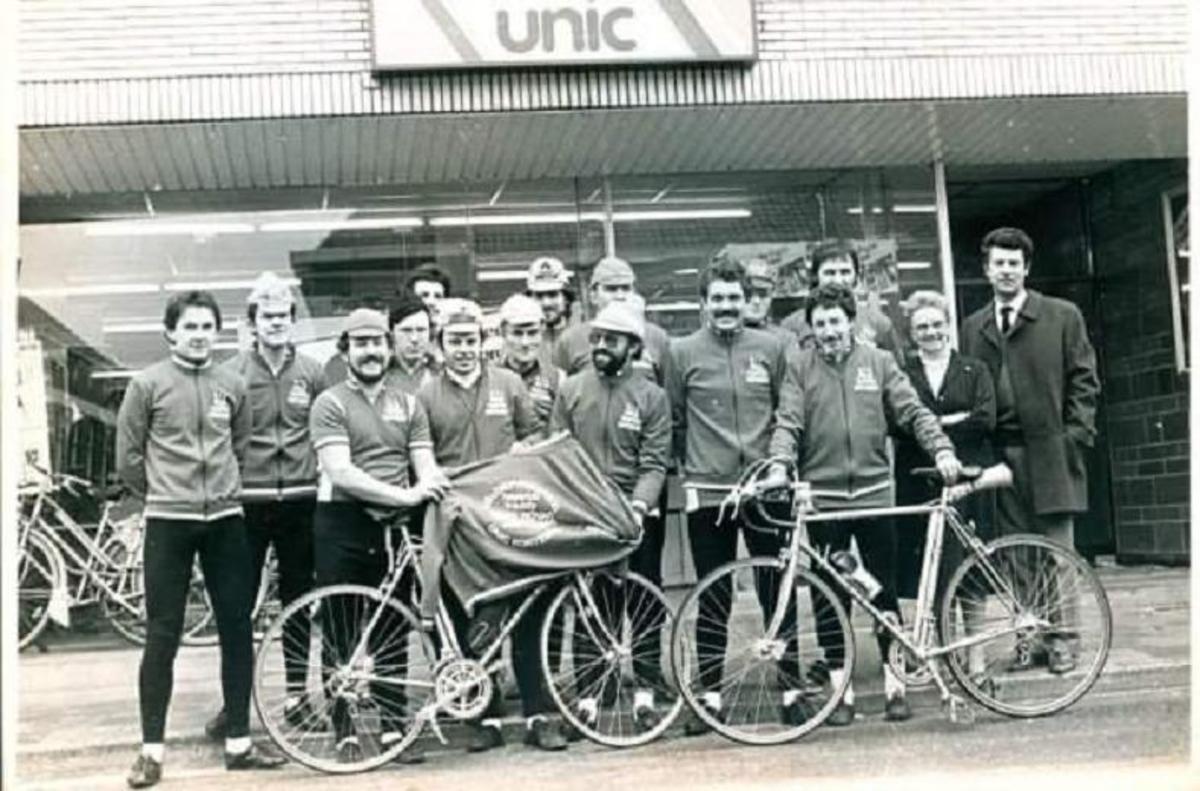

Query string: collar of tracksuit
171 354 213 371
445 366 483 390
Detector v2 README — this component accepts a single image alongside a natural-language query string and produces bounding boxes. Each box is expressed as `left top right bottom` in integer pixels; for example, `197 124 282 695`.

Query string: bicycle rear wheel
939 534 1112 718
670 557 853 745
19 525 65 650
253 584 435 774
541 571 683 747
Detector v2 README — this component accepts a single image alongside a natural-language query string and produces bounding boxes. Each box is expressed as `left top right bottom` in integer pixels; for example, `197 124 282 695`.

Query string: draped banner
420 433 642 617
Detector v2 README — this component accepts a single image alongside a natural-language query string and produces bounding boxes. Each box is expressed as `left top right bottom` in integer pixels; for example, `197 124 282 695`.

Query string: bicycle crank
433 657 493 720
886 641 935 688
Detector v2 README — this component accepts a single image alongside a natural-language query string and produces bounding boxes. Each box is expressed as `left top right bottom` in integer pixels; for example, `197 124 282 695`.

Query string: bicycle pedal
942 695 976 727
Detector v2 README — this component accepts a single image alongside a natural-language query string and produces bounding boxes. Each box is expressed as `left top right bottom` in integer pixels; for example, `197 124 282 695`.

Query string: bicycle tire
939 533 1112 718
540 571 683 748
253 584 434 774
670 557 854 745
19 525 65 650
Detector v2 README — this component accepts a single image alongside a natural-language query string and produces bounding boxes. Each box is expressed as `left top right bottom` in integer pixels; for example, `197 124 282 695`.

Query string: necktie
1000 306 1013 335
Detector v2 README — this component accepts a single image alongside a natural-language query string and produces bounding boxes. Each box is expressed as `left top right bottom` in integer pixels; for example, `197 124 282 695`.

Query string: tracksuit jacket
668 326 790 508
769 343 953 509
222 345 325 501
116 356 250 521
550 364 671 508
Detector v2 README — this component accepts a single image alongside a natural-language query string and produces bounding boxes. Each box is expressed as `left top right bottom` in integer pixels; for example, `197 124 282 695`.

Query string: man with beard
497 294 564 436
415 299 566 752
117 290 284 788
204 273 325 743
385 294 440 395
308 308 449 764
525 256 575 357
554 256 672 389
768 283 961 725
780 241 900 353
550 300 671 731
666 260 800 735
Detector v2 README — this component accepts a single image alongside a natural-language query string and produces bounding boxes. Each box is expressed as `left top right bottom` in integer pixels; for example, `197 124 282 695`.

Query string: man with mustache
308 307 449 765
415 299 566 752
204 273 326 744
780 241 900 353
497 294 564 436
117 290 283 788
960 227 1099 673
769 283 961 725
667 259 799 735
550 300 671 731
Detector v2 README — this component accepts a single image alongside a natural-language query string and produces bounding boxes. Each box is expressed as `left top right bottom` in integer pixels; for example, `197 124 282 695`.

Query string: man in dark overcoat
960 226 1100 673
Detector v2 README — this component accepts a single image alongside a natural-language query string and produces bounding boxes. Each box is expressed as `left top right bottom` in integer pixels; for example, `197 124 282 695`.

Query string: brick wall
1089 159 1189 564
18 0 1188 81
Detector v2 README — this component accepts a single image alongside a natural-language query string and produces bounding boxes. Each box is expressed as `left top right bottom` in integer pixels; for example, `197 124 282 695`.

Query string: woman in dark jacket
894 290 997 601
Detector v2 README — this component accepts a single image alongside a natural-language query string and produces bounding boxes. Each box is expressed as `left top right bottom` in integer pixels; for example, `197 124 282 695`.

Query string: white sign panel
370 0 757 70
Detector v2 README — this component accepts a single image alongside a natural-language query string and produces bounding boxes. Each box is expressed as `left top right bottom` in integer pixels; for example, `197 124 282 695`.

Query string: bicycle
252 522 683 773
17 468 212 649
670 458 1112 745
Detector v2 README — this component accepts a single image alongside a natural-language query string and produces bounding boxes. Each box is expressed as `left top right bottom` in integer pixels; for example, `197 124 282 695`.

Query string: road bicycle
17 468 212 649
670 458 1112 745
252 522 683 773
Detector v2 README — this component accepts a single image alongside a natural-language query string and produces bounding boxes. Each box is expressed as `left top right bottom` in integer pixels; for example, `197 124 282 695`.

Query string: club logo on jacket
381 394 409 424
617 403 641 432
853 366 880 392
483 479 560 547
286 379 312 408
208 391 232 426
745 357 771 385
529 378 554 407
485 390 510 417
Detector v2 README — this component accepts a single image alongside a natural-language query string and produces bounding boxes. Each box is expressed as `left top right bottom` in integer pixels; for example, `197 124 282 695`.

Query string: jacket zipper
727 341 744 470
193 371 210 519
838 356 854 496
268 353 287 499
601 377 614 474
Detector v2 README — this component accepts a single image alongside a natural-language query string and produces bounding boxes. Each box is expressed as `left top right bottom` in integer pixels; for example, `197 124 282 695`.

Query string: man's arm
631 388 671 510
666 342 688 465
230 378 252 472
115 376 151 498
317 444 430 507
768 345 805 462
882 355 955 462
510 377 541 442
1062 305 1100 447
407 396 448 487
548 380 573 436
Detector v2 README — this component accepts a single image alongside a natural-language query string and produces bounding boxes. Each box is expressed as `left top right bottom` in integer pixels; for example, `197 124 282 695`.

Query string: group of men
114 226 1097 787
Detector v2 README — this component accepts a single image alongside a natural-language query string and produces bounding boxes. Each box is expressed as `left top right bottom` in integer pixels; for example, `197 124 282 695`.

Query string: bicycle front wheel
253 584 435 774
541 571 683 747
939 534 1112 718
670 557 853 745
19 525 65 650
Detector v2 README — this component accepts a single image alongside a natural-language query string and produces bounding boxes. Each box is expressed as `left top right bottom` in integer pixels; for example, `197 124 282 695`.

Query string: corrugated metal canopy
19 94 1186 203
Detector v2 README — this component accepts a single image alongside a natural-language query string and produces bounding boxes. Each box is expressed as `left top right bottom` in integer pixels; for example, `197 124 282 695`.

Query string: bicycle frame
752 487 1037 670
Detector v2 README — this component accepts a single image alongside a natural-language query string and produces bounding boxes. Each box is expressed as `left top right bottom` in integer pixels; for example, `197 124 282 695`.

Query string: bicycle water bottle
830 550 882 601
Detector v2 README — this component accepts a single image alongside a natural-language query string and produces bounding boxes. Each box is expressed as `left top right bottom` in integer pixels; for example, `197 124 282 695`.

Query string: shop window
1162 186 1189 371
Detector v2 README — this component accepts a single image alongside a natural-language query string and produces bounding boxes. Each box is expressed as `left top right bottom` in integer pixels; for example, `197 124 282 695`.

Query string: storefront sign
370 0 757 70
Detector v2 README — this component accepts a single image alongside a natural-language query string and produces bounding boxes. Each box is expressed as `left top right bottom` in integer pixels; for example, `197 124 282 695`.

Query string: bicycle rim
19 527 64 650
939 533 1112 718
253 584 433 774
541 571 684 748
670 558 854 745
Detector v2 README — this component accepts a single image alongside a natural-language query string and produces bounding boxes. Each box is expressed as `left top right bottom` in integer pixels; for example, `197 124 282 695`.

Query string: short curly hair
805 282 858 325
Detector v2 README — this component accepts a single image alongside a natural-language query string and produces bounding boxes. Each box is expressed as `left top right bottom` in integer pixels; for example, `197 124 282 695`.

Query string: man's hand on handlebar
934 450 963 483
755 463 791 495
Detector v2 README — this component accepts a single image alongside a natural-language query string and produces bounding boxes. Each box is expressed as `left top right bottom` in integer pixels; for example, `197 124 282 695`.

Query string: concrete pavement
15 564 1190 761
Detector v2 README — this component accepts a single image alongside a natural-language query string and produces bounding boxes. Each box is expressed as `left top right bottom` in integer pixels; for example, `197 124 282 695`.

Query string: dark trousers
687 505 800 692
808 517 900 665
140 516 254 743
244 499 315 695
314 503 416 738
